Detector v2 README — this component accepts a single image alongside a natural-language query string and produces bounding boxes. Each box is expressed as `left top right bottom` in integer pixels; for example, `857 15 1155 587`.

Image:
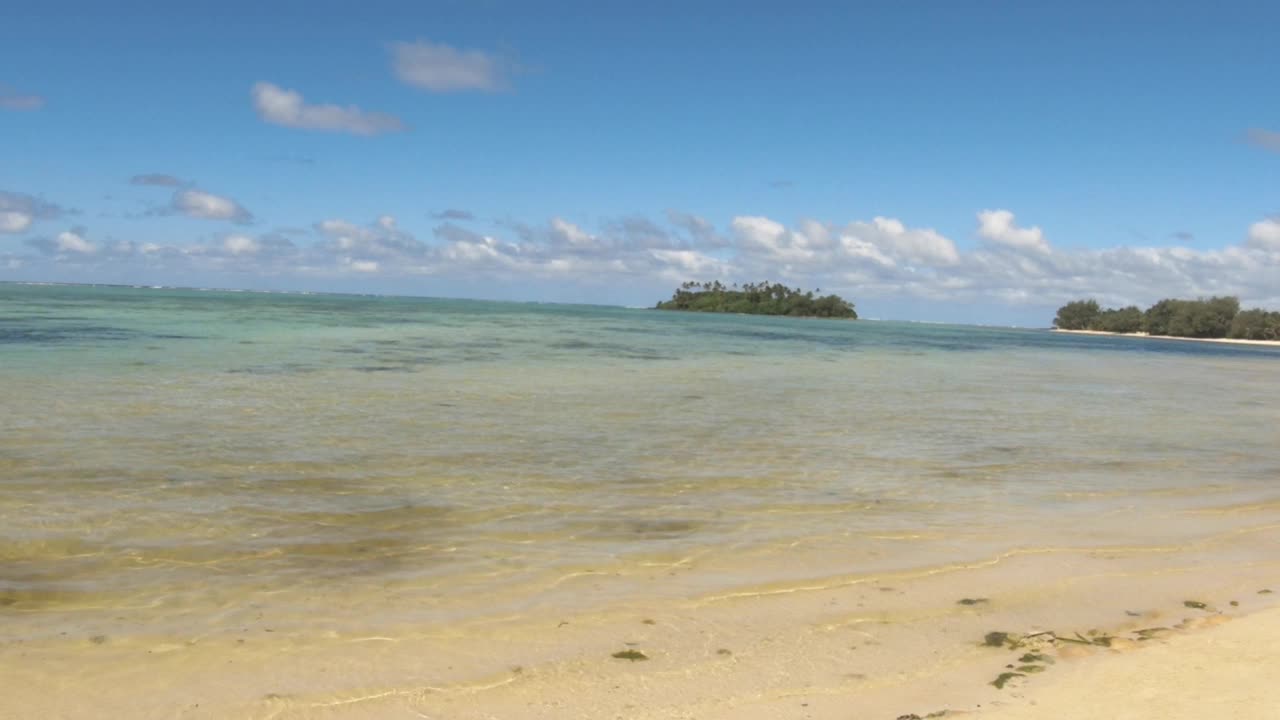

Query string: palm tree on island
655 281 857 319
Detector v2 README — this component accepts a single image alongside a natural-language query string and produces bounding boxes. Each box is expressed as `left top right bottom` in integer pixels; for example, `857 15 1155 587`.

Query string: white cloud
172 188 253 223
732 216 789 254
0 84 43 111
315 215 429 267
223 234 260 255
727 215 958 275
1246 218 1280 251
9 206 1280 316
251 82 406 135
0 191 65 233
392 41 506 92
843 217 960 267
649 249 732 277
977 209 1050 253
0 210 31 233
55 230 96 254
550 217 599 249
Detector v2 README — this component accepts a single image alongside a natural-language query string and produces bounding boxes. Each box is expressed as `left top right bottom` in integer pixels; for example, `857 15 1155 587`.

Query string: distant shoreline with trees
655 281 857 319
1052 296 1280 348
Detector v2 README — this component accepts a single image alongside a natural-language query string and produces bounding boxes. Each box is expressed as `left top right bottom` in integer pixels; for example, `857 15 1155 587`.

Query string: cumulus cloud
977 209 1050 253
392 40 507 92
56 229 96 254
315 215 430 269
550 217 600 250
130 173 186 187
0 191 66 233
705 211 1280 311
25 227 96 256
171 188 253 223
1247 218 1280 251
0 210 31 233
222 234 260 256
0 84 43 111
668 209 727 248
725 215 958 275
649 248 732 277
1245 128 1280 153
251 82 406 135
9 205 1280 315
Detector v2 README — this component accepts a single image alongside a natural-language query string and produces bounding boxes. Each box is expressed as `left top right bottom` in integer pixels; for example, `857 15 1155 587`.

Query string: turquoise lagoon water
2 283 1279 718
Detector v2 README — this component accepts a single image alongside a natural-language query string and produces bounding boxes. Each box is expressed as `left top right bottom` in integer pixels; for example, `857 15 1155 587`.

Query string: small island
656 281 857 319
1053 296 1280 343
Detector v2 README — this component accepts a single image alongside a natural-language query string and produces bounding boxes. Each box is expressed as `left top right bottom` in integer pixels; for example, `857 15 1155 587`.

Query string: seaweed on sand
612 649 649 661
990 672 1024 689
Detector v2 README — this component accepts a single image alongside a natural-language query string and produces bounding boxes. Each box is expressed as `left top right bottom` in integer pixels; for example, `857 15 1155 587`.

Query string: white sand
1051 328 1280 348
975 608 1280 720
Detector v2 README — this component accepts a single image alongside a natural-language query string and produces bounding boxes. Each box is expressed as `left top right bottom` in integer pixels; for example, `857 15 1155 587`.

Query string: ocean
3 283 1278 719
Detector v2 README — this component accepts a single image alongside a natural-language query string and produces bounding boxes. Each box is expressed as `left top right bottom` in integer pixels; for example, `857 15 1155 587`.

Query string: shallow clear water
3 283 1279 718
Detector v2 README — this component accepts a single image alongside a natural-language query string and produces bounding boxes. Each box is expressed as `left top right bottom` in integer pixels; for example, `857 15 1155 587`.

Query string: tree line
1054 296 1280 340
656 281 857 319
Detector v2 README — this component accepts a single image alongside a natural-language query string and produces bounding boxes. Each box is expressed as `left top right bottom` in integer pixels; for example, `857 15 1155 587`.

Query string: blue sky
3 1 1278 324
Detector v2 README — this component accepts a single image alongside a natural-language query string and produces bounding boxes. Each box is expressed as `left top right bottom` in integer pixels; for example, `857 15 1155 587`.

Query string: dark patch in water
626 519 700 539
228 363 316 375
547 338 669 360
0 325 137 345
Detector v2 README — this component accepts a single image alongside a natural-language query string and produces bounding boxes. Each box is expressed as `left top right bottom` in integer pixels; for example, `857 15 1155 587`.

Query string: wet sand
4 521 1278 719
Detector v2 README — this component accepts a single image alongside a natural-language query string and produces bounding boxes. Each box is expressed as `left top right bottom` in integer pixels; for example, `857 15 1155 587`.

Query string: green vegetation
1054 295 1280 340
655 281 857 319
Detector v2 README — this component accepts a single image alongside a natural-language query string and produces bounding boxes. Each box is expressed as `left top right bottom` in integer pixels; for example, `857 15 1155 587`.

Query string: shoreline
6 523 1278 719
1051 327 1280 348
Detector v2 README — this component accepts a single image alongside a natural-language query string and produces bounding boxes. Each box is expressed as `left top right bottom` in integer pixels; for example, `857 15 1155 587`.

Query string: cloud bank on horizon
6 191 1280 318
3 3 1278 323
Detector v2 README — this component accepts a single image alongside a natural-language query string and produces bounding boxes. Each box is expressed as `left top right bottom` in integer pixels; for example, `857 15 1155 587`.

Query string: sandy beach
6 527 1277 719
975 605 1280 720
1052 328 1280 348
